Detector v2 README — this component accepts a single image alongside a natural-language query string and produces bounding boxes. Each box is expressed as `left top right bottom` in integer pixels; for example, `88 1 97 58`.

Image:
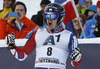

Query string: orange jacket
0 16 37 39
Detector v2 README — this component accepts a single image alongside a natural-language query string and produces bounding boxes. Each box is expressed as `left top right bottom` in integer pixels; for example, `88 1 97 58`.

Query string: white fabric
10 49 28 61
15 21 24 31
34 28 72 68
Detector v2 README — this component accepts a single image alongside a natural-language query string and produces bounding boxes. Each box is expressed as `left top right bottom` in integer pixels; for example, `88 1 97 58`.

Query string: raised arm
6 31 37 61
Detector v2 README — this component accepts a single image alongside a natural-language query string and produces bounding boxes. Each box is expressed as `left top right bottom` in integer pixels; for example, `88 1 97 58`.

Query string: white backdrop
0 0 98 19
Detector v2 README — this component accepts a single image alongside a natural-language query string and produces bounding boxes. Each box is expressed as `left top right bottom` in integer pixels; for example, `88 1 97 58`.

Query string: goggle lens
45 12 59 20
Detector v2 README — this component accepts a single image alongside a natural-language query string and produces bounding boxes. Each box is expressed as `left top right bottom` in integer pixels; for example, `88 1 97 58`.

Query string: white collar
15 21 24 31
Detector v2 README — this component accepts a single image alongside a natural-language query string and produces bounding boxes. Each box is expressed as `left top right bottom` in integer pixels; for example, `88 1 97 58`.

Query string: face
40 4 47 12
15 5 26 15
87 11 96 18
46 19 58 30
86 0 92 7
45 12 59 30
73 17 83 31
4 0 12 8
97 6 100 15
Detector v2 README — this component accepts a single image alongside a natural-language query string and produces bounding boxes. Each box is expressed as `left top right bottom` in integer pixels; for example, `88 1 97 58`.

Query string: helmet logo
49 9 52 11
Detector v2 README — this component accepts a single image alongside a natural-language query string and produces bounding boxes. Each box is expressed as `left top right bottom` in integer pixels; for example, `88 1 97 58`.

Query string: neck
4 7 12 12
46 23 65 33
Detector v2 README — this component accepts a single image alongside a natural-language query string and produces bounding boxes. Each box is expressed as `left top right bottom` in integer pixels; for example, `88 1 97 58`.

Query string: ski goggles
44 12 59 20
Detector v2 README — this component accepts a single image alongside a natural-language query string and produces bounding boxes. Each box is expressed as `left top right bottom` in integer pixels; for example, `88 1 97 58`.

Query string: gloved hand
93 21 100 37
5 33 16 49
70 48 82 62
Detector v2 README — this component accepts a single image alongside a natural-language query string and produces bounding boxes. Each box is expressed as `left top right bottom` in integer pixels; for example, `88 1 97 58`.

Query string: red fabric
15 31 37 58
0 16 37 39
83 25 85 30
63 1 77 25
96 0 100 9
72 59 81 67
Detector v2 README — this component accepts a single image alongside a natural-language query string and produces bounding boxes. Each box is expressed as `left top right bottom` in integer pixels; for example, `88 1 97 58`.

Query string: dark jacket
31 10 44 26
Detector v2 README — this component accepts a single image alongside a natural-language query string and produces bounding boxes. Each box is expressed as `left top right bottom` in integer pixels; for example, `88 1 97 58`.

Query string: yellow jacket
76 6 86 14
0 7 14 22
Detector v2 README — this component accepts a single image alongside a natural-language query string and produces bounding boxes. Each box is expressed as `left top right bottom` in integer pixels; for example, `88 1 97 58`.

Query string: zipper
19 30 21 38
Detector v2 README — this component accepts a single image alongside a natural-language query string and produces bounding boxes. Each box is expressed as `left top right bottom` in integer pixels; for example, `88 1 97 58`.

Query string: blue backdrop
0 44 100 69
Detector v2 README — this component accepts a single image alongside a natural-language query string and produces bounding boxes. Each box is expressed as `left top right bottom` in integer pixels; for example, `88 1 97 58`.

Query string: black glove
70 48 82 62
95 15 100 22
93 25 100 37
93 16 100 37
5 33 16 49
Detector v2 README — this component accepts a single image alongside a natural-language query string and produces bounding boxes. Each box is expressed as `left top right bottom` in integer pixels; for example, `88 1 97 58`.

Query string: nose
48 18 52 21
75 21 80 25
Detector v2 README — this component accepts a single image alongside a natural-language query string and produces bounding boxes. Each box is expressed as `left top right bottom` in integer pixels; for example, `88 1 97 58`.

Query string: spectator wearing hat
80 0 100 38
85 5 97 19
0 0 16 22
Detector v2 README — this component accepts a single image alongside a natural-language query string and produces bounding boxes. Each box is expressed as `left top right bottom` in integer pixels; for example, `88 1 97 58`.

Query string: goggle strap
60 11 65 17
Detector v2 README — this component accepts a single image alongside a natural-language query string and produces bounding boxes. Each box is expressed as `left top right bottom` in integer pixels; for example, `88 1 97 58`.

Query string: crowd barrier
0 38 100 69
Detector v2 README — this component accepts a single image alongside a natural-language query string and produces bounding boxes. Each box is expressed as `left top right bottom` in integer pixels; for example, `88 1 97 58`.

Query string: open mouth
48 22 52 26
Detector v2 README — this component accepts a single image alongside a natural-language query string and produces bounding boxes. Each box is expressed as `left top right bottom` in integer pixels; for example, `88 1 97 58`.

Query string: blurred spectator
73 14 87 38
0 1 37 39
80 0 100 38
0 0 16 22
76 0 87 14
31 0 51 26
74 0 78 5
87 15 94 20
85 5 97 19
86 0 92 7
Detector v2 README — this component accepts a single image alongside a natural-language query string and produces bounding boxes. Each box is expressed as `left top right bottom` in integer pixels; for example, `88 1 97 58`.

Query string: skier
6 3 82 69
